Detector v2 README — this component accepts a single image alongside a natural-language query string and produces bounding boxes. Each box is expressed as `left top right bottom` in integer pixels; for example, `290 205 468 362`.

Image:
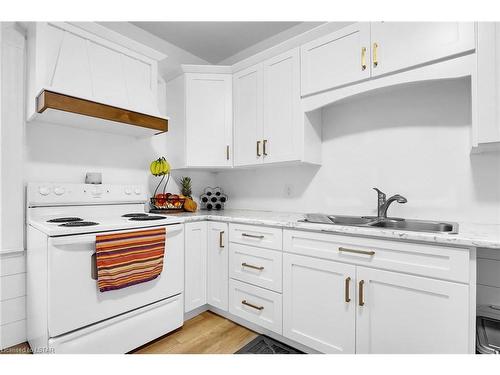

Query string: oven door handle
91 253 98 280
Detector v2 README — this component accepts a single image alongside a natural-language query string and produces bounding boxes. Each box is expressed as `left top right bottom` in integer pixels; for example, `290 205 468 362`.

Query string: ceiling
131 22 311 64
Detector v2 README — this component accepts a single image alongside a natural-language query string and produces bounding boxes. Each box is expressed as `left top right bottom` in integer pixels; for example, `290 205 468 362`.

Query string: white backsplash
215 78 500 224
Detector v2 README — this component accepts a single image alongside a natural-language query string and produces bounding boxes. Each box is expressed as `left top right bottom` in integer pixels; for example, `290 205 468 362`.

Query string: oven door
47 224 183 337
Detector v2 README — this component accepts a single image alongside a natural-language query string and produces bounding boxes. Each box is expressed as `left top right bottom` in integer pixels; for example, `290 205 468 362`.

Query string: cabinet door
300 23 371 96
207 222 228 311
356 267 470 354
476 22 500 145
283 253 356 353
233 64 264 166
370 22 475 77
185 73 232 168
262 48 301 164
184 222 207 312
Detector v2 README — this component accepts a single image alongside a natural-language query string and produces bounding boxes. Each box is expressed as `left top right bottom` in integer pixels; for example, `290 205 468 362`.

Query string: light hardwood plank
133 311 258 354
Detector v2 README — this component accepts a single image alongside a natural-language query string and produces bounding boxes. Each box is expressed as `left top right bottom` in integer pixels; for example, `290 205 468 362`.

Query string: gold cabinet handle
242 300 264 310
345 277 351 303
226 145 230 160
373 42 379 68
256 140 261 157
263 139 268 156
361 47 367 71
359 280 365 306
219 231 224 248
242 262 264 271
339 247 375 256
241 233 265 239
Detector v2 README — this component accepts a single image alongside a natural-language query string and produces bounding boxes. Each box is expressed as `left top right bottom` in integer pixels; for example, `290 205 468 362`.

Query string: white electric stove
26 183 185 354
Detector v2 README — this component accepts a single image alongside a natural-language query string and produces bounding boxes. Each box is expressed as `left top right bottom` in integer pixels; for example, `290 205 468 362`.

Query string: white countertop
160 209 500 249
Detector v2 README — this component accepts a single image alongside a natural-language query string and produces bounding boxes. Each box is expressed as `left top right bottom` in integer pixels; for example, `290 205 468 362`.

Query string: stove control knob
54 186 65 196
134 188 141 195
39 186 50 196
124 187 132 195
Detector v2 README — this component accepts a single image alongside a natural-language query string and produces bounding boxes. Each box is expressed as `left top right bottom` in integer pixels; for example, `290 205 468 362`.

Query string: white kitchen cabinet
282 229 473 353
233 64 263 167
370 22 475 77
300 22 371 96
207 222 228 311
233 48 321 167
355 266 469 354
184 222 207 312
165 66 233 169
475 22 500 149
25 22 166 120
282 253 356 354
262 49 302 164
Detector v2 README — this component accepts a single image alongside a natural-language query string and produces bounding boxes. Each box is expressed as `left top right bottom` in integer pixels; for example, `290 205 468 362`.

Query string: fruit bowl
150 194 186 211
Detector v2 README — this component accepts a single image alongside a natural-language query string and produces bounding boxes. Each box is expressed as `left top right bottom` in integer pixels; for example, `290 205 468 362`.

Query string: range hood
36 90 168 136
26 22 169 137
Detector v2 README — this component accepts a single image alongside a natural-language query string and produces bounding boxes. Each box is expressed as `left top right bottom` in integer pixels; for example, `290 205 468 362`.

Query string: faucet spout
380 194 408 218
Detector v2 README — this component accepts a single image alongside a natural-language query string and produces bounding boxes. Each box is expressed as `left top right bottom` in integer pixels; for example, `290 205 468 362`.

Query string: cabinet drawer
229 224 282 250
284 230 470 283
229 279 282 334
229 243 282 292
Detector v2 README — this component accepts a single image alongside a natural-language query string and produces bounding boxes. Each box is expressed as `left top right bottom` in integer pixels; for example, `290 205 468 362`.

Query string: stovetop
31 212 181 236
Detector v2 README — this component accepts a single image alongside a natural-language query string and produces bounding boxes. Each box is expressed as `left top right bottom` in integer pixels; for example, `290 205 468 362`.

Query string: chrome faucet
373 188 407 219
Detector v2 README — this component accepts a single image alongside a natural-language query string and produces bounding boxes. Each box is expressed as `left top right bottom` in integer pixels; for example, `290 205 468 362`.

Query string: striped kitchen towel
95 227 166 292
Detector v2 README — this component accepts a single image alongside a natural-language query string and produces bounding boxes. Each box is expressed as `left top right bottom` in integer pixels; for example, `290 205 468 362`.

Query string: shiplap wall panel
0 253 25 276
1 296 26 325
0 273 26 301
0 23 27 350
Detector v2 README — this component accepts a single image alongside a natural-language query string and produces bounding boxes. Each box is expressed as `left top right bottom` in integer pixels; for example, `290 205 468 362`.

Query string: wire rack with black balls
199 187 228 210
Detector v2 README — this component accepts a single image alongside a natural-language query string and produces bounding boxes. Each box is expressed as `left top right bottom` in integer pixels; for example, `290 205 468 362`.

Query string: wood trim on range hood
36 90 168 133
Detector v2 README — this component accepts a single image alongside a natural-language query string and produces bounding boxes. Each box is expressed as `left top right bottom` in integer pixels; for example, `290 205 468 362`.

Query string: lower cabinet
355 266 469 354
207 222 229 311
282 252 471 354
282 253 356 353
229 279 283 334
184 222 208 312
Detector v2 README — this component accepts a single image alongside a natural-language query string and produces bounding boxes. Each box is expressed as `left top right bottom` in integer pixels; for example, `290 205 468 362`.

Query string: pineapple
178 176 193 198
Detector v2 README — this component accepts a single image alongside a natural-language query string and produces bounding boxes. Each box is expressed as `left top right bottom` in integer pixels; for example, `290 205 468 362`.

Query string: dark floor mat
235 335 304 354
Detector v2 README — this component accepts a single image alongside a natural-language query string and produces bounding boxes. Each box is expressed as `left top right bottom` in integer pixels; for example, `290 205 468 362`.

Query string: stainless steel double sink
302 214 458 234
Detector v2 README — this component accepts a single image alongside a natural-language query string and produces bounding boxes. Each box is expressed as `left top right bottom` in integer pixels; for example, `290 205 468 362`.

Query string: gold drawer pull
359 280 365 306
242 300 264 310
242 262 264 271
345 277 351 303
373 42 379 68
263 139 268 156
219 231 225 248
242 233 265 239
339 247 375 256
256 141 261 157
361 47 367 71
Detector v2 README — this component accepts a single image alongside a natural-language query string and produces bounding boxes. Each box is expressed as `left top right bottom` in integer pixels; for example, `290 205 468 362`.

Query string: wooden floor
132 311 258 354
0 311 257 354
0 342 32 354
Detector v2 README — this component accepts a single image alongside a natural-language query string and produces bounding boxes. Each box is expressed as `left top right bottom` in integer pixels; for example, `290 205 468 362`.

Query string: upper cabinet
165 66 233 169
301 23 371 97
301 22 475 98
475 22 500 150
25 22 168 136
370 22 475 77
234 48 321 167
233 64 263 167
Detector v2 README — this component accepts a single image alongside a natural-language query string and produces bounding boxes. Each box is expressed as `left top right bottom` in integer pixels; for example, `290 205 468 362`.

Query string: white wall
24 121 216 198
216 78 500 224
